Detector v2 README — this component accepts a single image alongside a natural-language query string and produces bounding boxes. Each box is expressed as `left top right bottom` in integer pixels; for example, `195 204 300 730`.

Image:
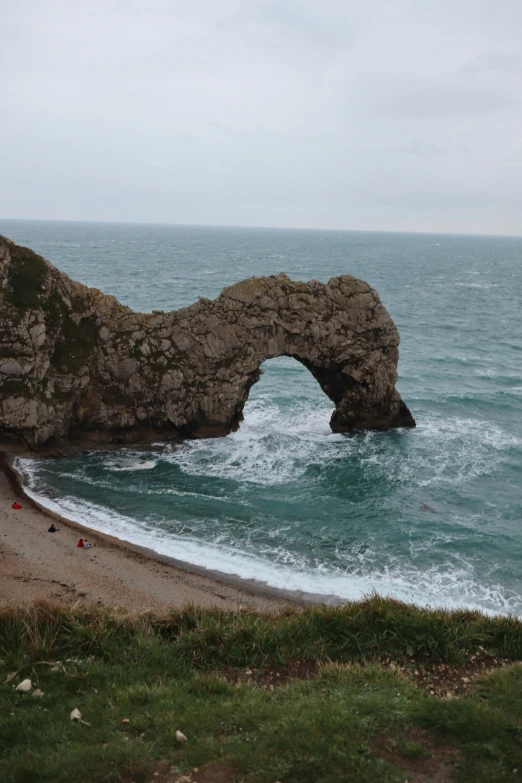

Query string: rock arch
0 236 415 453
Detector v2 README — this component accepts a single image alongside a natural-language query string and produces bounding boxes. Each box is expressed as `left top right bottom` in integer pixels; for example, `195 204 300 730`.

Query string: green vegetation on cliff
50 314 98 373
1 598 521 783
6 246 48 310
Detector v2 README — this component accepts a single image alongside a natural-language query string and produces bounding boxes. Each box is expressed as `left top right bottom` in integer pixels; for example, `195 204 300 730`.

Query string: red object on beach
76 539 84 548
12 502 21 509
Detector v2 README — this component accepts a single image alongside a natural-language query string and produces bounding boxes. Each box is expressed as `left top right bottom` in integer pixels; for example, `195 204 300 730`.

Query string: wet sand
0 454 304 612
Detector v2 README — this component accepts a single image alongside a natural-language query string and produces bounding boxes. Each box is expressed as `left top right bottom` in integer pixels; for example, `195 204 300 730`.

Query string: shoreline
2 454 518 619
0 452 330 612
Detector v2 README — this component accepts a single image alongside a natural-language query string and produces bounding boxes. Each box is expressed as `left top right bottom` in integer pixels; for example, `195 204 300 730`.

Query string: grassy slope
1 598 521 783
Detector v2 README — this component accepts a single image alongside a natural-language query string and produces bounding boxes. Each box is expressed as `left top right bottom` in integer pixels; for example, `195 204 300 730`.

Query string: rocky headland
0 235 415 453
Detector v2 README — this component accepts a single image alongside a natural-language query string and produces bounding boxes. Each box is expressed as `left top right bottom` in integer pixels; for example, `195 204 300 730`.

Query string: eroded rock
0 235 415 452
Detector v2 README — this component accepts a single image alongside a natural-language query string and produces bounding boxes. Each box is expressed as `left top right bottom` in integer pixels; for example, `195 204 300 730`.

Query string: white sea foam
107 458 158 472
18 477 519 616
454 282 500 289
166 398 339 485
15 372 522 619
401 415 520 489
17 411 522 620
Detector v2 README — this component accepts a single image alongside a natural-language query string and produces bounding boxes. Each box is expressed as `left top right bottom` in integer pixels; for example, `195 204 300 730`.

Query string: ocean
1 219 521 615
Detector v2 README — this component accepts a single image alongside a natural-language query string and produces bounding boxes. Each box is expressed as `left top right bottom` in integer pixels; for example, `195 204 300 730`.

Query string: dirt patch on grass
122 762 239 783
189 766 238 783
374 726 460 782
218 653 517 698
381 652 516 697
221 658 318 688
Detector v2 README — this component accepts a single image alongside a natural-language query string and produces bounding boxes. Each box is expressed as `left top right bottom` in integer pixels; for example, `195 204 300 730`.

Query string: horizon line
1 215 521 241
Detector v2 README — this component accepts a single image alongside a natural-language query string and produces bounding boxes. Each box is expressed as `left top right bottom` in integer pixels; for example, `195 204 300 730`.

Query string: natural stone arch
0 236 415 453
180 275 415 437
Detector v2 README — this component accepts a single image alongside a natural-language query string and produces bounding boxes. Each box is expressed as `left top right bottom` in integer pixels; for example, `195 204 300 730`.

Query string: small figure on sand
48 524 58 533
77 538 94 549
12 502 21 510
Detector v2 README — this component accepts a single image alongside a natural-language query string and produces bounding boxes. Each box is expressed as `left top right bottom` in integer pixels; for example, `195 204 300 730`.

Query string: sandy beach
0 454 294 612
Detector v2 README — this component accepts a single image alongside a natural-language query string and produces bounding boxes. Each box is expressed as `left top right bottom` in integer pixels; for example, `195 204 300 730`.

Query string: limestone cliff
0 235 415 452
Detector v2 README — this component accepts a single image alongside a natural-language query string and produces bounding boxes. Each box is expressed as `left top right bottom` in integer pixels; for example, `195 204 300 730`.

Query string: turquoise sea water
2 219 521 614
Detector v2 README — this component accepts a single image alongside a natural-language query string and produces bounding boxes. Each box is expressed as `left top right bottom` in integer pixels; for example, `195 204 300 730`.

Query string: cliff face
0 235 415 452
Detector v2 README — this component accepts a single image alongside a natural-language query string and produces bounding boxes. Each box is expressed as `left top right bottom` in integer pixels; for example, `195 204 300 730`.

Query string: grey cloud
223 0 350 50
1 0 522 235
461 50 522 76
389 188 493 211
395 141 445 160
371 77 519 117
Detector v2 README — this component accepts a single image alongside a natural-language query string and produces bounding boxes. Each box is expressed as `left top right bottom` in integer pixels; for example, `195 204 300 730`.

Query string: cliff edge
0 235 415 452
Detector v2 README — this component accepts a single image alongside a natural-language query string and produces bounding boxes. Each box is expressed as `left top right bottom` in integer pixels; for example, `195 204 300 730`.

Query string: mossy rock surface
6 245 48 310
50 315 99 373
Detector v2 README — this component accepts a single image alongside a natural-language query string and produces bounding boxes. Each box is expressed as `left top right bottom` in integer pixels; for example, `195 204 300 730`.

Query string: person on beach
48 524 58 533
76 539 84 548
12 502 21 509
83 540 94 549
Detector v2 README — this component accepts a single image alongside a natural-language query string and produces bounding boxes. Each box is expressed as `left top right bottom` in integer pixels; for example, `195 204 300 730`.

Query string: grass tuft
1 598 521 782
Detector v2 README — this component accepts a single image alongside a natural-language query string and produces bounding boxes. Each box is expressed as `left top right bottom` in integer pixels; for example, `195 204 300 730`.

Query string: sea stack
0 235 415 452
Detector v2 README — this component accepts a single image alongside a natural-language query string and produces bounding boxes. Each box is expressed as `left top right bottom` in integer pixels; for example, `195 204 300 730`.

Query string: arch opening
241 355 335 434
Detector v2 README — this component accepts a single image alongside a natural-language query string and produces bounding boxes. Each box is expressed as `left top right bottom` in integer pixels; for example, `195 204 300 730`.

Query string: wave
107 458 158 472
18 478 520 616
165 398 339 486
454 282 501 289
16 395 522 617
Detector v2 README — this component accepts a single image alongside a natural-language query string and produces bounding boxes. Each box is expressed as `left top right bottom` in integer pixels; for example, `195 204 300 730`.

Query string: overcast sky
2 0 522 235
